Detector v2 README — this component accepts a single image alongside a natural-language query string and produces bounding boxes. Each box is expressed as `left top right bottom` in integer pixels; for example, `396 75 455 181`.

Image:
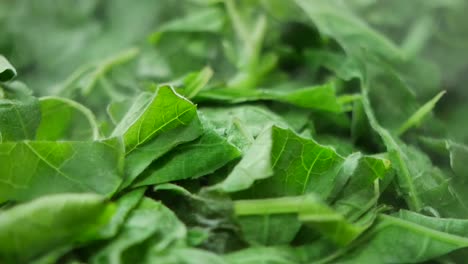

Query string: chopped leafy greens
1 0 468 263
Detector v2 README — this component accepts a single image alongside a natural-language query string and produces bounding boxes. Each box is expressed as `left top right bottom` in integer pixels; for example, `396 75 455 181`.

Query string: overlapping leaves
1 0 468 263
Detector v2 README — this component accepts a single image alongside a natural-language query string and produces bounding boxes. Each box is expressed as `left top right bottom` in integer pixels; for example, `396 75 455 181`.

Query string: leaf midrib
125 104 196 155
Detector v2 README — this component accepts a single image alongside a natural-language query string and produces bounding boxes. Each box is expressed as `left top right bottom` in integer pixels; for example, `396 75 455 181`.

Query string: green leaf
361 89 468 217
0 82 41 141
133 129 241 187
153 184 241 254
122 118 203 188
210 127 274 193
294 0 403 64
336 210 468 263
0 55 16 82
225 241 340 264
295 0 433 133
111 86 204 187
98 188 146 239
150 7 225 43
446 140 468 179
237 214 301 246
200 105 291 151
112 86 198 153
90 198 187 264
0 193 115 263
332 155 392 221
217 126 345 199
305 50 361 82
217 127 391 246
196 82 342 112
419 138 468 179
0 138 124 202
36 96 100 140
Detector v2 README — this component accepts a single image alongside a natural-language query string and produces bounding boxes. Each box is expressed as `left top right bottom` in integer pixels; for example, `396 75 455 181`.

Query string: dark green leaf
332 155 392 221
112 86 203 187
154 184 243 254
133 129 241 187
112 86 198 153
294 0 403 64
0 55 16 82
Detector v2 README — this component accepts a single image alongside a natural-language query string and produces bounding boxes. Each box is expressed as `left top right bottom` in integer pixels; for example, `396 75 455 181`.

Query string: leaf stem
396 90 446 136
224 0 250 44
360 88 423 212
39 96 101 140
234 195 325 216
83 48 140 95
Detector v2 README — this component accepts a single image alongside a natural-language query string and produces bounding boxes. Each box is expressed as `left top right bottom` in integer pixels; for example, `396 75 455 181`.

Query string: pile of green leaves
1 0 468 263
